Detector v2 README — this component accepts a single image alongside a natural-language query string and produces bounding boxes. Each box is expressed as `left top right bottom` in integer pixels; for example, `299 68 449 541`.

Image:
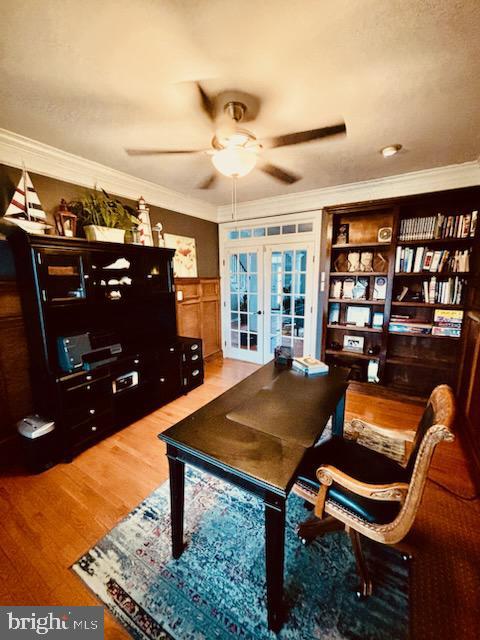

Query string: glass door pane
226 247 264 363
265 244 314 359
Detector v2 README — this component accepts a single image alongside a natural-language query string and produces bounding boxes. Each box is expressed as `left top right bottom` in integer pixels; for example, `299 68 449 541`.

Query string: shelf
397 237 474 246
386 356 454 370
325 349 380 361
329 298 385 305
332 242 391 249
330 272 388 276
327 324 382 333
388 331 460 340
391 301 464 308
394 272 470 277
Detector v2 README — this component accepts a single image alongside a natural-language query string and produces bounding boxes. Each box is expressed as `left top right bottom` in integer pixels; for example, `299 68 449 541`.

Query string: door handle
257 310 263 315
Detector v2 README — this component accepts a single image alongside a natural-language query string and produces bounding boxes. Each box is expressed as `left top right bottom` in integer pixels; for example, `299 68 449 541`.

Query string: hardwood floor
0 357 478 638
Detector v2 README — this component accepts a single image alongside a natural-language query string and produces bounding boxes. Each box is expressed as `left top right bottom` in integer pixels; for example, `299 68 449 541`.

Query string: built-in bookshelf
323 187 480 398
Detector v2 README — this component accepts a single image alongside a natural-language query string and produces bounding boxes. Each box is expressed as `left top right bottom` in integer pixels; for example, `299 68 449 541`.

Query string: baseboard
204 350 223 362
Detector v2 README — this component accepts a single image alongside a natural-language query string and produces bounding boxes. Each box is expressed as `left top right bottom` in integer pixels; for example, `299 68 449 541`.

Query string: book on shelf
292 356 329 376
395 276 465 304
431 309 463 336
389 321 433 335
398 210 477 241
395 245 470 273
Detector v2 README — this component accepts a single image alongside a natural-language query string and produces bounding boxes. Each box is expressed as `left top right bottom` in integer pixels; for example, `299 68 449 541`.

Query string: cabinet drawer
70 411 113 447
63 377 111 409
182 366 203 390
64 395 112 426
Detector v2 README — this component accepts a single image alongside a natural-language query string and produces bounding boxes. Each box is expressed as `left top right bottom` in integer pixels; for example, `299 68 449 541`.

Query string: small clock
378 227 392 243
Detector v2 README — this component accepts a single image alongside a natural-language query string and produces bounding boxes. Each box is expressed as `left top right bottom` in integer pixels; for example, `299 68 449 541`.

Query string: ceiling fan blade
196 82 215 122
260 163 301 185
264 123 346 148
197 173 218 189
126 148 201 156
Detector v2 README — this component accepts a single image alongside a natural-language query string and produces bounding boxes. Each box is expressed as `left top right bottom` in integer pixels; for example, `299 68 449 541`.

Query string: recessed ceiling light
381 144 402 157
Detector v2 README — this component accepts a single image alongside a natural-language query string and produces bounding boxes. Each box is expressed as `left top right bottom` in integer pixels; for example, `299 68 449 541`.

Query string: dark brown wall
0 164 219 277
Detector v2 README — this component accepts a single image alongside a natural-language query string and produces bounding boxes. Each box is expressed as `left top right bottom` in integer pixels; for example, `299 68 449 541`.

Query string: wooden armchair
293 384 455 597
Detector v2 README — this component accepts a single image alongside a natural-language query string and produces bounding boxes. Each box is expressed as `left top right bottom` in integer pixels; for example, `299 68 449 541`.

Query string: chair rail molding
0 128 217 222
217 160 480 222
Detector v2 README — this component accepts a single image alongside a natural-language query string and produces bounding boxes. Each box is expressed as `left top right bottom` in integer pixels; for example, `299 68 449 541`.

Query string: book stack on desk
292 356 329 376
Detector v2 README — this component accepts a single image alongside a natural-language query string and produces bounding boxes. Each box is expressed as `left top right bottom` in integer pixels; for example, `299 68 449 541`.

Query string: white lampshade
211 146 257 178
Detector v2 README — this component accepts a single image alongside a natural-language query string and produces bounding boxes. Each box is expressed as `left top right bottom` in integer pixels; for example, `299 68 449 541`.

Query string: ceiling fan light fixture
212 146 257 178
381 144 402 157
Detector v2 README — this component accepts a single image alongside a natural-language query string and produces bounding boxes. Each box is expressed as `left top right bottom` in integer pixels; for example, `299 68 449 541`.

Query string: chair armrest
313 464 409 518
349 418 415 443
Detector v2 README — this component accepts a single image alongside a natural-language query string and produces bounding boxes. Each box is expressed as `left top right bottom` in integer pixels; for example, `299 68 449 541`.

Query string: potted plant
69 188 140 243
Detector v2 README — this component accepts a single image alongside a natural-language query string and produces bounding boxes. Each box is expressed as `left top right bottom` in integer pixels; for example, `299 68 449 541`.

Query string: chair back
405 384 455 477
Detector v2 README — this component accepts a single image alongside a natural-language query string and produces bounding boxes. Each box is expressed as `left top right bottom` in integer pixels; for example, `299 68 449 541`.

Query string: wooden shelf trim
329 298 385 305
397 237 474 246
394 271 470 277
388 331 460 340
327 324 382 333
391 301 464 308
325 349 380 361
387 356 455 369
330 271 388 276
332 241 391 249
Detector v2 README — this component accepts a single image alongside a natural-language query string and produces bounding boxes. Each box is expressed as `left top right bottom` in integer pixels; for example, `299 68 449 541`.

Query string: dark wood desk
159 362 349 632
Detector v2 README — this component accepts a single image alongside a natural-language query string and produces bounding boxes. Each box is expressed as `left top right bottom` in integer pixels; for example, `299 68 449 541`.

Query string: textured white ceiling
1 0 479 205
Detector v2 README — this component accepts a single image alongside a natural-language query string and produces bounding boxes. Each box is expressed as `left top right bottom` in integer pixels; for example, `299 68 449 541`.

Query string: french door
224 242 315 364
226 247 264 363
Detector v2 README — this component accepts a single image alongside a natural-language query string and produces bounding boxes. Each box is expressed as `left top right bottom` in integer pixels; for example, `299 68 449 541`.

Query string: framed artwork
164 233 198 277
343 335 364 353
346 305 370 327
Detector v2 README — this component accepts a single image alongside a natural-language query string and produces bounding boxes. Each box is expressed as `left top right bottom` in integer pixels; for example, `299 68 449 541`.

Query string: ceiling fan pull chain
231 176 238 221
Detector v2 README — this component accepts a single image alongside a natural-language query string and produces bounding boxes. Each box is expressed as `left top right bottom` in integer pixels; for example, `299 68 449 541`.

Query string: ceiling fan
126 83 347 189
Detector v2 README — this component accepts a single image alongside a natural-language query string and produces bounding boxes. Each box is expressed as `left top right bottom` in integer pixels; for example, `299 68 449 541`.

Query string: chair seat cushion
296 437 408 525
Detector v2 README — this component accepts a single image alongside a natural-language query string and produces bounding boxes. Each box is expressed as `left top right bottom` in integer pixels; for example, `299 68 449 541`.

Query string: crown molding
0 128 217 222
217 160 480 222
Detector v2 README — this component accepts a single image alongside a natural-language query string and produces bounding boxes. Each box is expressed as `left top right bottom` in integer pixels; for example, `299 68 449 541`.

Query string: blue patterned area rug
72 468 409 639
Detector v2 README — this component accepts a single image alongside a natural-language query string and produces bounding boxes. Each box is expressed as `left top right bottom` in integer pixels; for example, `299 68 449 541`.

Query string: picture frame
352 277 369 300
164 233 198 277
346 305 370 327
343 334 364 353
373 275 387 300
330 279 342 299
341 278 355 299
328 302 340 324
372 311 384 328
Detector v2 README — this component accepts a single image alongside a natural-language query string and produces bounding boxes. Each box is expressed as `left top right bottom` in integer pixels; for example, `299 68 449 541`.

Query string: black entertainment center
8 231 204 465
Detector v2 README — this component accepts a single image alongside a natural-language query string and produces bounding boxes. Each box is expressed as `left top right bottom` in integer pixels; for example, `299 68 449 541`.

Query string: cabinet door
36 249 87 304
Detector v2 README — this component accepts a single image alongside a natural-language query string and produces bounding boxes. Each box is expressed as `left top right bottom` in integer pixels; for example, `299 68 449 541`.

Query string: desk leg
167 448 185 559
265 497 286 632
332 392 346 438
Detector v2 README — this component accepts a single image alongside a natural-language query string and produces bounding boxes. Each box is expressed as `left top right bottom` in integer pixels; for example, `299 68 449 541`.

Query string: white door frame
263 241 316 360
224 245 265 364
219 210 322 363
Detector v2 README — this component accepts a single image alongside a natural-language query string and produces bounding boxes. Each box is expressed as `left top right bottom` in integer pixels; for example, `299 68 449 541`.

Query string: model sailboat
4 170 51 233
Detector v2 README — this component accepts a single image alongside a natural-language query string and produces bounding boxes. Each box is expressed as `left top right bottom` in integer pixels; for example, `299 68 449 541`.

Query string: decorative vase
84 225 125 243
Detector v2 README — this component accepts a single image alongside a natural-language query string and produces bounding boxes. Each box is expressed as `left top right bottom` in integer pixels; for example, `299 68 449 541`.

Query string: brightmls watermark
0 607 103 639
